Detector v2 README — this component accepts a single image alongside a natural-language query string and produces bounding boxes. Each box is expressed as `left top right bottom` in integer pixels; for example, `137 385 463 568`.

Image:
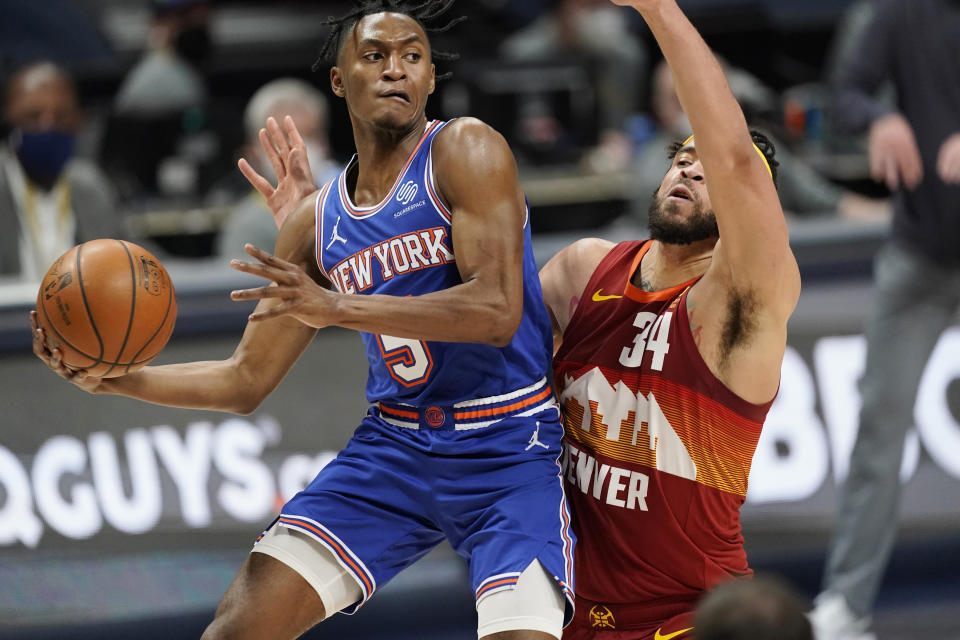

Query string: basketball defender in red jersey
540 1 801 638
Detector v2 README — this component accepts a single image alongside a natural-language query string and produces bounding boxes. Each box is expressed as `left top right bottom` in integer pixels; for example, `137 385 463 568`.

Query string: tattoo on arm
691 323 704 347
688 297 703 347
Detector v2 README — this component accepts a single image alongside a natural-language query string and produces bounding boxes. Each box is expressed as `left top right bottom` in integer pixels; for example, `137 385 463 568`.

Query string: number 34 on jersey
619 311 673 371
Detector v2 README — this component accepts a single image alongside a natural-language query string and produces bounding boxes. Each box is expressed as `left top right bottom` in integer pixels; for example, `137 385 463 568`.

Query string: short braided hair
312 0 465 79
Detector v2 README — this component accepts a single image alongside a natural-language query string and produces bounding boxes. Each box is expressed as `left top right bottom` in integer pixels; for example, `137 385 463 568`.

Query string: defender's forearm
633 1 754 168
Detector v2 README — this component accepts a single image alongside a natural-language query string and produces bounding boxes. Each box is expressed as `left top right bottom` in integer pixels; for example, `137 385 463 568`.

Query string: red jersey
554 241 773 636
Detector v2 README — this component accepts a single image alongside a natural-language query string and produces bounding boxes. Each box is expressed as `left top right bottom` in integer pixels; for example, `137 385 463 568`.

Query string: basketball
35 239 177 378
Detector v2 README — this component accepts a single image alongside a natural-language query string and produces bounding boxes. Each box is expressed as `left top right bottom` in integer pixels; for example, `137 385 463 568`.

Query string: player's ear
331 67 346 99
427 63 435 95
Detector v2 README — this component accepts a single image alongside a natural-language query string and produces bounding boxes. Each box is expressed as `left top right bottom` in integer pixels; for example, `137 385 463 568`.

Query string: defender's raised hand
238 115 318 230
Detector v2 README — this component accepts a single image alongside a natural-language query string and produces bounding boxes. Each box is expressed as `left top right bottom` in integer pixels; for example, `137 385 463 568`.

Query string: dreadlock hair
666 129 781 188
312 0 465 79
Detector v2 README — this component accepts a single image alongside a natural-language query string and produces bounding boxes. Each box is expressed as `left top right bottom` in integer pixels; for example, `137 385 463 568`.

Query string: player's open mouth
667 185 693 201
381 91 410 103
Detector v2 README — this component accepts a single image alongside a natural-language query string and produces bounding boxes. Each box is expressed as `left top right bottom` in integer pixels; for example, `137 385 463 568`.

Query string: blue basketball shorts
262 404 576 624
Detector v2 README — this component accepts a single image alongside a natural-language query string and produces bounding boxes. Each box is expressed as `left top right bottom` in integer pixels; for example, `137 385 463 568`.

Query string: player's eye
404 52 422 62
363 52 383 61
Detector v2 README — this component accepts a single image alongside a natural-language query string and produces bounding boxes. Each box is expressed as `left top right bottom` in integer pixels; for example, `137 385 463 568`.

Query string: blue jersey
314 119 554 414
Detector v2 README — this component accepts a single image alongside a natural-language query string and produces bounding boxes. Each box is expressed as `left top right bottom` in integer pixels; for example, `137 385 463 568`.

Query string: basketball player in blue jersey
30 2 574 639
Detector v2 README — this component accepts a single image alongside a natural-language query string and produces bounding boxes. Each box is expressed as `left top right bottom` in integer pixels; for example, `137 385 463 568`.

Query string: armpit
720 287 758 364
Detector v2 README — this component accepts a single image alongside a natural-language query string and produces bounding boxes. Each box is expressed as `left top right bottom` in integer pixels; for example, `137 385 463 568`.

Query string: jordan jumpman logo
526 422 549 451
327 215 347 249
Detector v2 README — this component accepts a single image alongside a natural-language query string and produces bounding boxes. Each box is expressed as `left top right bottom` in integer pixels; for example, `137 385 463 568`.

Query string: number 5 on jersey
619 312 672 371
377 335 434 386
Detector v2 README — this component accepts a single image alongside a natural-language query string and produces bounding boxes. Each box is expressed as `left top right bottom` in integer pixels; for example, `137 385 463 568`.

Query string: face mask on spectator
11 129 76 186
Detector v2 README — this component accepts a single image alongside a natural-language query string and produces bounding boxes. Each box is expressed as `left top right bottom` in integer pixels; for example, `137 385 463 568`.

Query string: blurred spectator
695 575 813 640
822 0 876 87
114 0 211 116
631 60 889 223
214 78 339 260
809 2 960 640
499 0 647 172
104 0 218 202
0 61 121 282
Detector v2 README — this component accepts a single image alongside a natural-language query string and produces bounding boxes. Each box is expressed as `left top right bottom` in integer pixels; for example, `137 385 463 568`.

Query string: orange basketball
36 239 177 378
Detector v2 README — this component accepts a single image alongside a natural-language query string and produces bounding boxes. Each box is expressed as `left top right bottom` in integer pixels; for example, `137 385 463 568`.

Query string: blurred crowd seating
0 0 885 267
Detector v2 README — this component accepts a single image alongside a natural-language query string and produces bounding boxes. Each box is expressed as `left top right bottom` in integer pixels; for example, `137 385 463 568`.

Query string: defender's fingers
284 116 308 152
266 117 292 159
259 127 285 180
238 158 274 198
287 148 312 183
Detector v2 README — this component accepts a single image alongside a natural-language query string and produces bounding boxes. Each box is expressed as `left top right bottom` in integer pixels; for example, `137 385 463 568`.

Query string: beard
647 185 719 245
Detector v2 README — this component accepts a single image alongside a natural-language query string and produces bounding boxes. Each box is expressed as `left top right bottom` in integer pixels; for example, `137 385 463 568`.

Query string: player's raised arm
230 118 529 347
614 0 799 316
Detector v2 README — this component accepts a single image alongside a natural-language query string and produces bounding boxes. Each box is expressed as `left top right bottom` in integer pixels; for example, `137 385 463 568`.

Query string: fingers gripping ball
36 239 177 377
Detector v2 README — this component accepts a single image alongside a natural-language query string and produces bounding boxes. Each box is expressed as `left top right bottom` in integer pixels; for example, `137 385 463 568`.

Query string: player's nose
382 53 406 80
680 163 704 181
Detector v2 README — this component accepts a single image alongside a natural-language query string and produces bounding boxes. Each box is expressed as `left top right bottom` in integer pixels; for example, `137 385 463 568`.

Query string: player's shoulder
433 117 508 155
541 238 615 299
551 238 616 275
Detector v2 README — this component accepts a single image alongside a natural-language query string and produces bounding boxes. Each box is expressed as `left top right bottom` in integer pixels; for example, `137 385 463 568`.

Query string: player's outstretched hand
238 115 317 230
229 244 337 329
29 310 103 393
869 113 924 191
936 132 960 185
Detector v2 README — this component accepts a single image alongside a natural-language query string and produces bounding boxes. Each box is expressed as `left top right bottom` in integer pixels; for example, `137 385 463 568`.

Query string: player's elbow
227 359 273 415
224 386 267 415
231 396 264 416
484 301 522 348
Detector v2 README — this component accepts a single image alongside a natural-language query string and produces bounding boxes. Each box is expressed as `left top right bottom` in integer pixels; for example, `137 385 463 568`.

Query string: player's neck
348 115 429 206
635 239 714 292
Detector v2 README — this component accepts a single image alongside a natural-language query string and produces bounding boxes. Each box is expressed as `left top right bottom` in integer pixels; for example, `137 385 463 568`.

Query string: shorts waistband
377 377 557 430
573 595 696 632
